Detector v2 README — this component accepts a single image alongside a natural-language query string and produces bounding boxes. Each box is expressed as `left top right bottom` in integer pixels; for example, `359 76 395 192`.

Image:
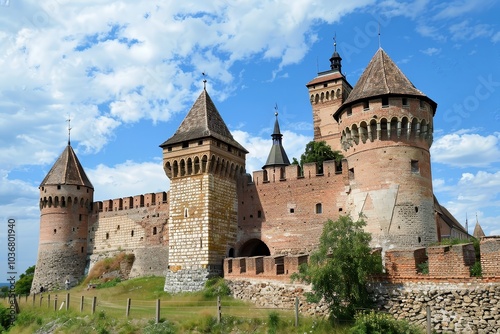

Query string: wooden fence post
65 293 70 311
126 298 131 317
47 294 50 308
54 295 58 311
155 299 160 324
91 296 96 314
39 295 43 307
294 296 299 327
217 296 221 323
80 295 84 312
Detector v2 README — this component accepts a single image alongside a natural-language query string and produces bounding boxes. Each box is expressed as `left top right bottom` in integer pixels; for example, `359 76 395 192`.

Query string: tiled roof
334 48 437 119
40 145 93 188
306 71 344 87
160 89 247 153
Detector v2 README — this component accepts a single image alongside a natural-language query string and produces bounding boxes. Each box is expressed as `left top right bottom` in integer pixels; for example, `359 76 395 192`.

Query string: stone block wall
480 236 500 277
427 243 475 277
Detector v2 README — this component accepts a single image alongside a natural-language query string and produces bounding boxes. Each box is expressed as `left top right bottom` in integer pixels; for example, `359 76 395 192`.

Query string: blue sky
1 0 499 279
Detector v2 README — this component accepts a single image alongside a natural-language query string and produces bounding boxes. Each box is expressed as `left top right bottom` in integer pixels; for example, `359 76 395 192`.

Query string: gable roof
160 89 247 153
40 145 93 188
334 48 437 120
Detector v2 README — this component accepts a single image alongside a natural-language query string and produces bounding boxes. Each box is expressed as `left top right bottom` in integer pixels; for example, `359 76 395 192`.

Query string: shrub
202 277 231 298
349 311 424 334
267 311 280 334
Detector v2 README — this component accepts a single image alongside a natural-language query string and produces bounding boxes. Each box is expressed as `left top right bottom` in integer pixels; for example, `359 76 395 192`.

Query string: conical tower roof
40 145 93 188
263 113 290 168
160 89 247 153
334 48 437 120
473 221 486 238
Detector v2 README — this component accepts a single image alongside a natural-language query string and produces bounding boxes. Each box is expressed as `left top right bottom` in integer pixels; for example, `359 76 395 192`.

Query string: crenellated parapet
93 191 169 214
252 159 347 185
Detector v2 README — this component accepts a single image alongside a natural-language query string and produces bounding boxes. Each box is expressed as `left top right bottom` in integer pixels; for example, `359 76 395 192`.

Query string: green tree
15 265 35 295
298 141 343 174
293 216 383 321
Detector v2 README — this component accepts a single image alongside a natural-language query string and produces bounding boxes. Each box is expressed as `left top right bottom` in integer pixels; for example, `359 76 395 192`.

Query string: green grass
1 276 349 334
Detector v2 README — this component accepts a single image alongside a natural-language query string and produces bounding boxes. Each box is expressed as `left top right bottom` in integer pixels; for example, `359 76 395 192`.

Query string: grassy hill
1 276 346 334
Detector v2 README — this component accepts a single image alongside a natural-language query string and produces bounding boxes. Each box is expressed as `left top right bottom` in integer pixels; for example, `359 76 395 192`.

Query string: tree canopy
293 215 383 321
15 265 35 295
294 140 343 174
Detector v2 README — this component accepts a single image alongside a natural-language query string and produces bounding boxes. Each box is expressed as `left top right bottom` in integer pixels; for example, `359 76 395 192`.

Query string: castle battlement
252 160 346 185
93 191 169 214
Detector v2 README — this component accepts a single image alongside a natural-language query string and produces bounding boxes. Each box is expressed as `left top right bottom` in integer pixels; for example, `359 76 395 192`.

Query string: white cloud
86 160 169 201
492 31 500 43
420 47 441 56
433 0 497 20
431 132 500 167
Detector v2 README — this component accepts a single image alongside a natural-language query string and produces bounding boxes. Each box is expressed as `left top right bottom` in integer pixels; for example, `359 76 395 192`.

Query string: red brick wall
480 237 500 277
427 244 475 277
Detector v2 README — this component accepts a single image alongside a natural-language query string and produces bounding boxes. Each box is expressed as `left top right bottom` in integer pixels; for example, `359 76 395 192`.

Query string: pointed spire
334 48 437 120
40 145 93 188
473 214 486 238
329 34 342 73
263 107 290 169
160 89 247 153
66 116 72 146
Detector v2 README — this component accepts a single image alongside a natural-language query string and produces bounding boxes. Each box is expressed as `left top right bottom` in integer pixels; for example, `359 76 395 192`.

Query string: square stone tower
160 88 247 292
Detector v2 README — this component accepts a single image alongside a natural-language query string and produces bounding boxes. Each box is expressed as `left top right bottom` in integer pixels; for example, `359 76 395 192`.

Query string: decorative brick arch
239 238 271 257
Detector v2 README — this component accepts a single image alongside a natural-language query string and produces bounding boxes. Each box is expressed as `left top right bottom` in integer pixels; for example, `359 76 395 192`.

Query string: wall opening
239 239 271 257
315 203 323 214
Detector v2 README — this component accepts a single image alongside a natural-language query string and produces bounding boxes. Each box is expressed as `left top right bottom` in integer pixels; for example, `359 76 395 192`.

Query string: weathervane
333 33 337 51
274 103 278 117
378 22 381 48
202 72 207 90
66 115 72 146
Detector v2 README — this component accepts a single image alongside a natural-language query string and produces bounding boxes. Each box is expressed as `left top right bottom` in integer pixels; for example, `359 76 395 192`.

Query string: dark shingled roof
334 48 437 120
263 115 290 168
434 196 467 235
40 145 93 188
160 89 247 153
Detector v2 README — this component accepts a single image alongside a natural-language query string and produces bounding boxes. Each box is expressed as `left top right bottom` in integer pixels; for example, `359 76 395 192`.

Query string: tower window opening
411 160 420 174
346 108 352 117
72 227 75 232
153 227 157 235
349 168 355 180
77 186 80 190
81 247 84 253
182 141 189 148
184 208 189 218
167 146 172 152
131 230 134 237
402 97 409 107
106 232 109 240
323 83 328 88
79 214 82 221
198 140 203 145
382 96 389 107
53 229 57 234
419 100 425 109
363 100 369 110
257 210 262 218
315 203 323 214
290 208 295 213
57 185 61 190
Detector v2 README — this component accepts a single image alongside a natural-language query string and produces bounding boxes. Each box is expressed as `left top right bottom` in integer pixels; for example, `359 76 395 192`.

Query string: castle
31 44 469 293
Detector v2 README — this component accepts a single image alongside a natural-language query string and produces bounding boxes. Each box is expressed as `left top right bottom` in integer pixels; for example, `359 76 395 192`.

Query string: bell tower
160 88 247 292
306 38 353 151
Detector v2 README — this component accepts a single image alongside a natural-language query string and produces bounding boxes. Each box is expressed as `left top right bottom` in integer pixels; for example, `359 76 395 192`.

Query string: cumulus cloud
420 47 441 56
86 159 168 201
431 132 500 167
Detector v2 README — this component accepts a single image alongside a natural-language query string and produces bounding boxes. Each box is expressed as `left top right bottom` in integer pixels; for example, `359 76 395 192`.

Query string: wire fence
4 293 301 326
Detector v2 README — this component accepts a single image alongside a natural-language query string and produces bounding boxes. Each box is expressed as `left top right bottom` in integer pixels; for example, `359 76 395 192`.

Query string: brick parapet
480 236 500 277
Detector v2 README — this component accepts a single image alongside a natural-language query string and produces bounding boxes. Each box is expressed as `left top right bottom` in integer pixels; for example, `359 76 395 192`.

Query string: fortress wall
480 236 500 277
427 244 475 278
238 160 348 255
88 191 169 254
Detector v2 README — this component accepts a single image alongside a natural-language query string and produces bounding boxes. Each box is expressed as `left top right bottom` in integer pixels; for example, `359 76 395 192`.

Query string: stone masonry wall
371 281 500 334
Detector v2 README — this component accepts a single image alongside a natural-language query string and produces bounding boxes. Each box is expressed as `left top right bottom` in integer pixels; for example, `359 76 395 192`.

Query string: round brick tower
31 143 93 293
333 48 438 249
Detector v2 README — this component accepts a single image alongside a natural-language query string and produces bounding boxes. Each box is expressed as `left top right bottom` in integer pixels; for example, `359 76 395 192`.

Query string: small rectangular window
349 168 355 180
411 160 419 174
402 97 409 107
257 210 262 218
346 109 352 116
419 100 425 109
382 97 389 107
289 208 295 213
182 142 189 148
363 100 369 110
